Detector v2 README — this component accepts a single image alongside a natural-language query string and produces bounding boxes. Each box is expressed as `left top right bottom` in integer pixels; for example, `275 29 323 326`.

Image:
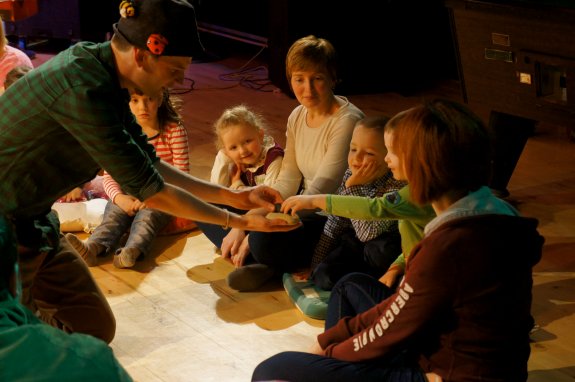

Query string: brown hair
285 35 338 88
388 99 491 205
356 115 390 134
158 90 184 127
130 88 184 144
213 104 267 150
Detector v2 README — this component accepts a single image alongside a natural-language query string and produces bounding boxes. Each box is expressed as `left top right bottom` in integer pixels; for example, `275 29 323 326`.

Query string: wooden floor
33 46 575 381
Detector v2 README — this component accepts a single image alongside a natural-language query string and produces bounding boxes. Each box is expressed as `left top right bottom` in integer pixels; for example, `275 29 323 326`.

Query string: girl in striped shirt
66 89 191 269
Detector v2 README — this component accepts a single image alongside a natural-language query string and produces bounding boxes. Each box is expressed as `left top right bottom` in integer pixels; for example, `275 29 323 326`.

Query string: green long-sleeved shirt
0 41 162 221
325 185 435 270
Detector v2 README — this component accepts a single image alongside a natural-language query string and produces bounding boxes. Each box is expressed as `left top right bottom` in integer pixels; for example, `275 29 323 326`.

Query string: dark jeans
252 273 425 381
252 350 426 382
248 212 327 272
312 230 402 290
325 272 393 328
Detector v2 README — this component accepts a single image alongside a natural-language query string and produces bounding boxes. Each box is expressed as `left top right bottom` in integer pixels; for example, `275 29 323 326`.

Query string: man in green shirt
0 0 297 345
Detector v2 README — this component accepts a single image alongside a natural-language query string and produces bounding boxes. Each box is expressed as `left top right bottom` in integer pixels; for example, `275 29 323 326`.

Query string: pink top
0 45 33 87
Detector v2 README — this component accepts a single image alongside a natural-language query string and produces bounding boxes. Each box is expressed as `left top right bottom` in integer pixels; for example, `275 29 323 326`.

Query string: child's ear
258 129 265 141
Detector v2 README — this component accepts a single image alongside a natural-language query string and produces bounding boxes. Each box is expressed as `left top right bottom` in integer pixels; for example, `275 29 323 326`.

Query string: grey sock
65 233 104 267
113 247 142 269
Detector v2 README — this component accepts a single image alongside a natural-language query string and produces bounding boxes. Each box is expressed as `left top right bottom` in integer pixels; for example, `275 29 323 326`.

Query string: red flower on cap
147 34 169 55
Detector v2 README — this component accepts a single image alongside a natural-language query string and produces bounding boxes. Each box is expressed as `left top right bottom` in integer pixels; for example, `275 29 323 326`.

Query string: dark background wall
6 0 457 95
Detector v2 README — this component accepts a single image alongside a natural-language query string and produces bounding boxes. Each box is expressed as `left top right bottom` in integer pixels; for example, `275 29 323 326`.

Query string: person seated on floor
0 16 33 95
253 98 544 382
303 116 406 291
0 215 134 381
281 116 433 320
283 116 437 293
66 88 195 269
221 35 365 292
196 104 284 253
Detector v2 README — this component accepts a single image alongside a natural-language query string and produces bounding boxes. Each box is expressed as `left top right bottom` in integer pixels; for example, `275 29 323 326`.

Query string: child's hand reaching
346 160 381 188
59 187 85 202
114 194 142 216
281 195 324 215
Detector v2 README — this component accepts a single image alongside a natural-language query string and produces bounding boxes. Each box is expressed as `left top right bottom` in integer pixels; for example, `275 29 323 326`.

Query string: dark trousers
248 212 327 272
252 350 426 382
312 230 402 290
17 213 116 343
325 272 393 328
252 273 425 381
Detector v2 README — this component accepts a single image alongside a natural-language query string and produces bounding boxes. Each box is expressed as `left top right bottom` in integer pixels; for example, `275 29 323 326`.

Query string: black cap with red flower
114 0 204 57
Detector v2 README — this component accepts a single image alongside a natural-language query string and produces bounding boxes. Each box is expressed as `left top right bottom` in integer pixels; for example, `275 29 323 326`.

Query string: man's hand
240 213 302 232
234 185 284 212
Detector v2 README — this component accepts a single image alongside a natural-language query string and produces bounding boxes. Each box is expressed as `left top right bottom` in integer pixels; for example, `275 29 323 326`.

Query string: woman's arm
270 118 303 199
303 114 358 195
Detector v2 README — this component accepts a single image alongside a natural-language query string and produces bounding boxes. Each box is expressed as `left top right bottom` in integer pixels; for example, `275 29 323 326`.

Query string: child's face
384 130 406 181
129 92 161 126
348 125 389 178
221 123 264 167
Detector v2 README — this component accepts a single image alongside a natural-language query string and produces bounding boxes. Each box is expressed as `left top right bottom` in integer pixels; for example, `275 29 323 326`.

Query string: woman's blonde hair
213 104 267 150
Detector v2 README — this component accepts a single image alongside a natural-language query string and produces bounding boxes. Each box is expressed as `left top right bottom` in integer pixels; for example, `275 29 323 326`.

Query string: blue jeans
252 273 424 382
88 201 171 256
252 350 426 382
312 230 402 290
325 272 393 328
